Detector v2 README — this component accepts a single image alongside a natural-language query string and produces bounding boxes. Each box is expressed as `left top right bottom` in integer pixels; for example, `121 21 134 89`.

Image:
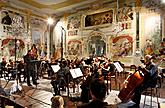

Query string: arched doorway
87 31 106 57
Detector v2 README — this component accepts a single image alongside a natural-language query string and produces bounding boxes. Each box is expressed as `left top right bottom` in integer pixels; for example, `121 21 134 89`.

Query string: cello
118 68 147 102
118 58 165 102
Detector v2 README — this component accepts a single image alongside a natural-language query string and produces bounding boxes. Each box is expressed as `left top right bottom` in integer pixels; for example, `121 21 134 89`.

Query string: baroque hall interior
0 0 165 108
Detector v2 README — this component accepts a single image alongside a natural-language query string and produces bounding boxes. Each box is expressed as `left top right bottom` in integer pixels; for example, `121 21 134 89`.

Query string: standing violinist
128 55 158 108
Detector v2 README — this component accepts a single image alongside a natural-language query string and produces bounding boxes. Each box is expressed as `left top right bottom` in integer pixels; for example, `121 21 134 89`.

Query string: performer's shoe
27 83 32 86
33 82 39 85
128 104 140 108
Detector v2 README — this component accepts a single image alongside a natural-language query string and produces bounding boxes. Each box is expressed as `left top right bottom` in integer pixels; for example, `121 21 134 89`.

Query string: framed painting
67 40 82 55
111 35 133 58
85 10 113 27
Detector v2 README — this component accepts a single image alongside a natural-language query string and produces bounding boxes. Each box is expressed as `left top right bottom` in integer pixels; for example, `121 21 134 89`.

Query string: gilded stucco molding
18 0 90 9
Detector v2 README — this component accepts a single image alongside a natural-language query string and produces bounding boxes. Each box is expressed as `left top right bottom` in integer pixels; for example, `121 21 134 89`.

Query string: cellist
128 55 159 108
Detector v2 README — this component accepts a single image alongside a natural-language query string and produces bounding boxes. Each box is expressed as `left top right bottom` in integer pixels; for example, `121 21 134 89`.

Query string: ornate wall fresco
67 40 82 56
30 18 47 57
117 6 134 22
1 38 25 58
32 30 40 44
88 36 106 57
85 10 113 27
87 30 106 57
1 10 26 59
67 14 81 36
143 39 155 55
111 35 133 59
1 10 25 37
140 13 161 56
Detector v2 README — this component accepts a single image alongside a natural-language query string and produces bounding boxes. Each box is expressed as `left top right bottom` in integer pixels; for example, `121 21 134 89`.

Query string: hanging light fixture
47 17 54 25
162 0 165 3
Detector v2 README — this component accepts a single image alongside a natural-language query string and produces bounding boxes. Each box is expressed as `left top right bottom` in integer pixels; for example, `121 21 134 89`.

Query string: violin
30 48 38 59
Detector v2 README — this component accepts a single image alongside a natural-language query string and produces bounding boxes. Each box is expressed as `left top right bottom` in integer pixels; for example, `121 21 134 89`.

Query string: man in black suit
24 50 38 86
77 79 107 108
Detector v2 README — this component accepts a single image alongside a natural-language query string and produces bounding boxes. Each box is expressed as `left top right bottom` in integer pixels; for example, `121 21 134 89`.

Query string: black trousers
51 76 66 95
26 69 37 85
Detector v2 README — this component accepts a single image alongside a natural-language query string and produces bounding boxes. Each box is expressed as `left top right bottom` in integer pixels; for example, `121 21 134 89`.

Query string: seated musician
80 70 93 103
101 59 115 79
78 79 107 108
7 59 15 79
51 60 70 96
128 55 159 108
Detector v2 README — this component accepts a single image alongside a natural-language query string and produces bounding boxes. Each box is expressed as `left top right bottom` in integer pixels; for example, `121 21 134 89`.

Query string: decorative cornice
0 2 7 8
18 0 90 10
0 3 46 20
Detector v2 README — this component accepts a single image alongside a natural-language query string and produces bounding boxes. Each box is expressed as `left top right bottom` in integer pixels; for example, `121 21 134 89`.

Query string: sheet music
70 68 83 79
113 62 123 73
51 65 60 73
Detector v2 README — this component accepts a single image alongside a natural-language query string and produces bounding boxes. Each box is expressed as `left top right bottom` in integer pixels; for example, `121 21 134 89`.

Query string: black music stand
11 38 22 94
69 68 83 98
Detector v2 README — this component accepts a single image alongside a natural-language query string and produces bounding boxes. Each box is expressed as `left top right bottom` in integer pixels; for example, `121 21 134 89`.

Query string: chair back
130 65 136 71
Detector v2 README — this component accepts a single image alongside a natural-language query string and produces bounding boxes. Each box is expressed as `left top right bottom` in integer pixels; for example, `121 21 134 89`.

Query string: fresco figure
88 36 106 57
144 39 154 56
1 11 12 25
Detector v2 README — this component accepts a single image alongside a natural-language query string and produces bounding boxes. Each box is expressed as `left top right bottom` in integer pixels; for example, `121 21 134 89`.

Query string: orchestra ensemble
0 43 164 108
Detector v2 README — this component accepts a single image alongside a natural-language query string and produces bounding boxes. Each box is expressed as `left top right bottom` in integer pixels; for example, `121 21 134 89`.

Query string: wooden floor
0 73 165 108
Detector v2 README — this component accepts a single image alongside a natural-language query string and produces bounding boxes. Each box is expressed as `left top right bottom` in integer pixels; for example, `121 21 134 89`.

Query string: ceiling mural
4 0 99 15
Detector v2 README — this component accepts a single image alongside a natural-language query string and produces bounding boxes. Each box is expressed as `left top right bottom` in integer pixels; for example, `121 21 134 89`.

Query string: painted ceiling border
18 0 90 9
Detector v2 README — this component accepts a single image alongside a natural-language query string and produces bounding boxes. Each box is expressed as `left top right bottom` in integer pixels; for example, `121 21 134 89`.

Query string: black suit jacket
23 54 35 70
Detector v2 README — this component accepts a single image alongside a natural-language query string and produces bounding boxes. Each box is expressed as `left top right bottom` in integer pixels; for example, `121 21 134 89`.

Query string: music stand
70 68 83 79
113 62 124 73
111 62 123 91
51 65 60 73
